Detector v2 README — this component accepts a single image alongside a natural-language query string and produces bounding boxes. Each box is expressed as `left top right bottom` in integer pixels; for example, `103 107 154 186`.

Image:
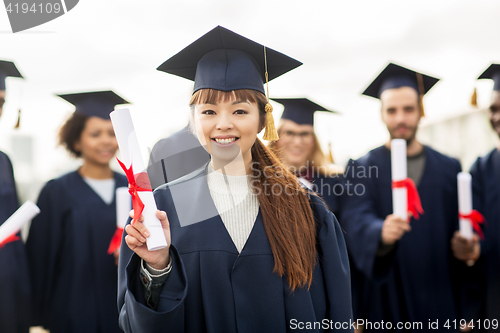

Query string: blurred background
1 0 499 205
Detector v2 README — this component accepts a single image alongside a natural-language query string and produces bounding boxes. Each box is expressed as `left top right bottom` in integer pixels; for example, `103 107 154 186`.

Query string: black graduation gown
341 145 466 332
147 126 210 189
470 148 500 326
26 171 128 333
118 163 354 333
309 173 343 217
0 151 31 333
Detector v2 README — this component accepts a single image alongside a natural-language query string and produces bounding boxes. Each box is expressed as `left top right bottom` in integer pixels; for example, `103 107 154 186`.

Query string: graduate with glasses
268 98 342 216
118 26 353 333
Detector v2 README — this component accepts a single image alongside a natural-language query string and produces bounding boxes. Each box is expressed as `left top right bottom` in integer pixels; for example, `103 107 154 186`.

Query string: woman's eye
234 110 248 115
202 110 215 115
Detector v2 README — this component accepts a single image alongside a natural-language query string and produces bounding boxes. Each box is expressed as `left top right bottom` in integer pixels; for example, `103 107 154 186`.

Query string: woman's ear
74 140 82 154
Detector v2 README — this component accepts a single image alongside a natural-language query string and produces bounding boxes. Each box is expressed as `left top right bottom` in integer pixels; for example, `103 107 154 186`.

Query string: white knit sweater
144 163 260 275
207 163 260 253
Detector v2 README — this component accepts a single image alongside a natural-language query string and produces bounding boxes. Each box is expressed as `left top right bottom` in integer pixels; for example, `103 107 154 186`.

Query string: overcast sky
1 0 499 186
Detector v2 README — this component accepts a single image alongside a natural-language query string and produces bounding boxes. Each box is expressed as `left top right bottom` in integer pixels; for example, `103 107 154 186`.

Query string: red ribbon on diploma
0 234 20 249
107 227 124 255
459 210 486 240
116 158 152 225
392 178 424 220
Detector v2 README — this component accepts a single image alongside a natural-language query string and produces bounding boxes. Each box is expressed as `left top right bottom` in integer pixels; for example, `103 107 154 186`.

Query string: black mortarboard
478 64 500 91
0 60 23 90
57 91 130 119
362 63 440 99
156 26 302 95
273 98 338 126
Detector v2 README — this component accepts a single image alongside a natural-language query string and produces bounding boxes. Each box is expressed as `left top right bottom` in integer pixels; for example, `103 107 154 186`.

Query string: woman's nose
101 133 116 145
216 115 234 130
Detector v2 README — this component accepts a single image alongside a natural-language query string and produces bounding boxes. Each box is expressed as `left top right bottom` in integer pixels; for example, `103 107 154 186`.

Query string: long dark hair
190 89 317 290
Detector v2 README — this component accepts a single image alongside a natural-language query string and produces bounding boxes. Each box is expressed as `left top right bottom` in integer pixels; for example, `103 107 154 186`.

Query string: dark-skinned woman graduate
118 26 353 333
26 91 129 333
268 98 343 216
0 60 31 333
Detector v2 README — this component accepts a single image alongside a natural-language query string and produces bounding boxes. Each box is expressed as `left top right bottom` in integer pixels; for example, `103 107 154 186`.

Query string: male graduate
451 64 500 330
341 63 468 332
0 60 31 333
147 125 210 189
270 98 342 214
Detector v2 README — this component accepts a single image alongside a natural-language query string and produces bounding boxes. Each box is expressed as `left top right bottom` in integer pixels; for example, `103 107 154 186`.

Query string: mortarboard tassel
326 143 335 164
418 95 425 117
14 109 21 129
416 73 425 117
263 103 279 141
262 46 279 141
471 88 478 107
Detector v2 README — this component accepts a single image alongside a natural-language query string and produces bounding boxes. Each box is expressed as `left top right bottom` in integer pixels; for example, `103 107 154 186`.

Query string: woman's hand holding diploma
125 210 172 270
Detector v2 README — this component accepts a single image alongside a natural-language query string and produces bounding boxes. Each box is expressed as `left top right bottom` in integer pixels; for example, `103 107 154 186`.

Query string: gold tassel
416 73 425 117
262 46 279 141
326 143 334 164
419 95 425 117
263 102 279 141
471 88 478 107
14 109 21 129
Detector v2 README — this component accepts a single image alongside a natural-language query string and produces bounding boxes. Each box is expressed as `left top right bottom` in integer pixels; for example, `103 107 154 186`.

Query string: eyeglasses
280 130 314 142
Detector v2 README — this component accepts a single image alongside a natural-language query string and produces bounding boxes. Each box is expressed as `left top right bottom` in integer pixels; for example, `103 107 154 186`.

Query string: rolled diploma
0 201 40 243
457 172 474 240
110 108 168 251
116 187 131 230
391 139 408 221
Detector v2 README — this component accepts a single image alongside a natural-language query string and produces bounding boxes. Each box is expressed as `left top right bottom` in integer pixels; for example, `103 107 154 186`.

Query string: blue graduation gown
0 151 31 333
147 126 210 189
118 163 354 333
341 145 466 331
26 171 128 333
470 148 500 325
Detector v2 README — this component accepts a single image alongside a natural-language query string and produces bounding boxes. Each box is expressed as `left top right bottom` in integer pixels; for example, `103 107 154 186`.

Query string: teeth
215 138 236 144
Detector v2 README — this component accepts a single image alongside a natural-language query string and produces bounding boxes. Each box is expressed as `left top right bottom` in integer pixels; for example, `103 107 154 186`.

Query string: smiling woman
189 88 266 175
25 91 129 333
118 26 353 333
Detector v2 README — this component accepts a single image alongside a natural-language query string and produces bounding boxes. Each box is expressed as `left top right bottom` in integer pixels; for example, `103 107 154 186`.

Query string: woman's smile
211 136 240 147
194 98 261 165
